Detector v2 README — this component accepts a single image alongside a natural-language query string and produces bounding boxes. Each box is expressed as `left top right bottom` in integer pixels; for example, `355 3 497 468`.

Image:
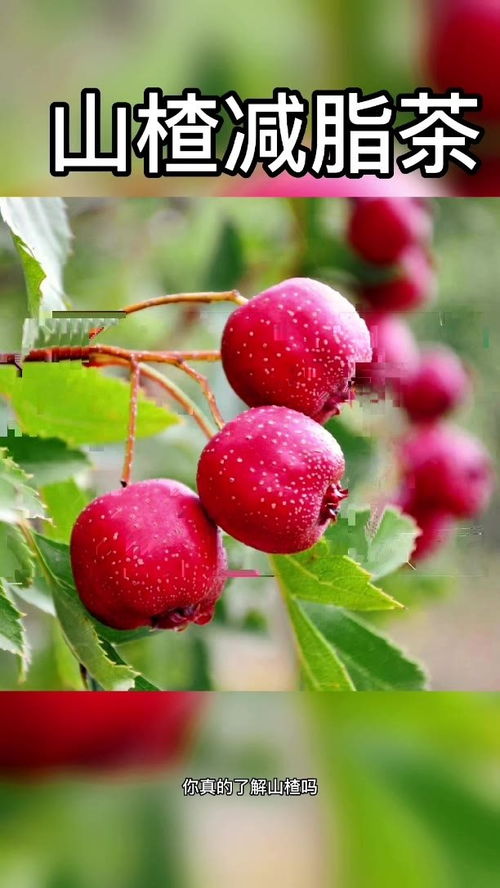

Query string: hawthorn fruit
221 277 371 424
70 479 226 631
197 405 347 554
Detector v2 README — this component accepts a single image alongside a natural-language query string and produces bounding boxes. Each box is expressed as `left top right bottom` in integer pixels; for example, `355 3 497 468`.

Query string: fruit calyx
320 483 349 522
153 602 212 631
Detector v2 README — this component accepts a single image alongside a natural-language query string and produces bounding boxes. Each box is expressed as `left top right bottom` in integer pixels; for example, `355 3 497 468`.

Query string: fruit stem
122 290 247 316
137 363 216 439
92 356 216 440
0 346 223 438
121 359 140 487
169 360 225 430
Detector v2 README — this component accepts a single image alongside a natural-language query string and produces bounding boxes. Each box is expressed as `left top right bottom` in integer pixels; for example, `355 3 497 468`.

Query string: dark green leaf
302 600 427 691
203 219 246 290
285 596 354 691
0 578 29 678
325 416 377 488
0 433 89 485
0 521 35 587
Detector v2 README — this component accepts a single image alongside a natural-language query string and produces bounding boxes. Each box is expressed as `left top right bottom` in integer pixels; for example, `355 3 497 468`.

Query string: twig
10 346 222 364
0 346 224 437
92 355 216 440
136 363 216 440
123 290 247 316
121 359 140 487
170 360 225 430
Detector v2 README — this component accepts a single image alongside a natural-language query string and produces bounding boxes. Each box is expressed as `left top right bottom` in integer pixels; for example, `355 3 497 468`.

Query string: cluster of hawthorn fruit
348 197 493 560
69 198 493 634
70 276 368 632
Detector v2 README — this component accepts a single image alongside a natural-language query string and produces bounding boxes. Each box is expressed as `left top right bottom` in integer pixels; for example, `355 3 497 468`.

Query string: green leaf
326 506 420 581
0 448 45 522
271 545 401 612
0 433 89 485
41 479 91 543
363 507 421 581
51 620 85 690
32 534 141 690
325 416 377 488
364 745 500 887
0 197 71 315
0 363 178 445
203 219 246 290
98 639 161 691
22 314 124 352
0 521 35 587
285 596 354 691
302 601 427 691
308 694 500 888
12 563 56 616
0 578 29 678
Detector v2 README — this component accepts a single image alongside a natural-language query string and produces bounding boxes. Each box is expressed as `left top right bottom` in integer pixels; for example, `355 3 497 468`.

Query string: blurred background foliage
0 196 498 690
1 693 500 887
0 0 485 194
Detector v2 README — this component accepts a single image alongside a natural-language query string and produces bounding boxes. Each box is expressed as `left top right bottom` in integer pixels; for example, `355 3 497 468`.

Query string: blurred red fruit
411 509 455 561
399 423 493 518
356 311 420 394
0 692 203 779
398 345 470 422
361 246 436 312
452 156 500 196
348 198 432 265
426 0 500 121
396 489 455 561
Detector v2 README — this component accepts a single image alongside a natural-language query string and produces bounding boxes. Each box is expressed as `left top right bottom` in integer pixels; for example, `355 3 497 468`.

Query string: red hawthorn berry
399 423 493 518
452 156 500 197
196 405 348 554
70 479 227 631
356 311 420 394
361 246 436 313
426 0 500 122
411 509 455 561
221 277 372 424
395 488 455 561
0 693 203 779
398 345 470 422
348 198 432 266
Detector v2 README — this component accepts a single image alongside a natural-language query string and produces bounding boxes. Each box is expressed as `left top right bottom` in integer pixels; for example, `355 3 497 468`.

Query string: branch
0 345 224 437
91 355 216 440
134 364 216 440
121 359 140 487
170 360 225 430
123 290 247 316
